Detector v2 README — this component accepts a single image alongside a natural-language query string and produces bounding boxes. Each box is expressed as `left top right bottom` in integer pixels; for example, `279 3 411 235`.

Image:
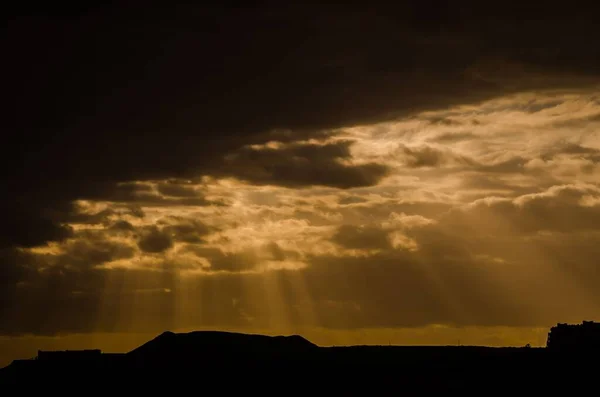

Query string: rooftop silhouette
547 320 600 351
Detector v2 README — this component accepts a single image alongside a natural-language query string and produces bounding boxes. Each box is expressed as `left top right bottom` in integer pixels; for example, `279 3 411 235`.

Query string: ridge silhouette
129 330 317 357
1 325 598 391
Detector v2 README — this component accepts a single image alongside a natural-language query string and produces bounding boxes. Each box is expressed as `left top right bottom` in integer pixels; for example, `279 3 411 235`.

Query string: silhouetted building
547 321 600 351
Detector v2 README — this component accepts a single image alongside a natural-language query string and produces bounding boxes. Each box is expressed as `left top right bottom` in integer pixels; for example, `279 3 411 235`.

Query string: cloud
183 246 259 273
541 142 600 162
384 212 437 229
428 131 478 143
156 181 200 198
2 4 600 343
159 217 214 244
476 156 529 174
331 224 393 250
337 195 369 205
137 227 174 253
93 182 220 207
3 4 600 252
57 236 137 268
0 211 74 249
4 90 599 336
2 182 600 335
444 183 600 235
109 220 136 233
399 144 476 168
217 141 390 188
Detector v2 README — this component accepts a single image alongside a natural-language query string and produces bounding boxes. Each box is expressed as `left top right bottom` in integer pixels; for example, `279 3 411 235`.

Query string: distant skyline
2 3 600 367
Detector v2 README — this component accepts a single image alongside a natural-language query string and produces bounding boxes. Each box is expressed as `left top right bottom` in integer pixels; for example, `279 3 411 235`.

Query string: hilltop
130 330 317 356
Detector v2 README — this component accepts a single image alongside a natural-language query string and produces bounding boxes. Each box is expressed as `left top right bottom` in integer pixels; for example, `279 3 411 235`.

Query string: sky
2 3 600 365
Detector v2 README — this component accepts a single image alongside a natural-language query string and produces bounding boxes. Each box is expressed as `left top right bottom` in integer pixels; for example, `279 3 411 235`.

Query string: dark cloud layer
399 144 475 168
219 141 390 188
332 224 392 250
138 227 174 253
2 3 600 338
443 184 600 235
3 2 600 250
160 217 215 244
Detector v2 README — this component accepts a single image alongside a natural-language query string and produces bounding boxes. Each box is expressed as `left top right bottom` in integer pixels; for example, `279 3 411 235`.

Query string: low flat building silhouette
547 321 600 351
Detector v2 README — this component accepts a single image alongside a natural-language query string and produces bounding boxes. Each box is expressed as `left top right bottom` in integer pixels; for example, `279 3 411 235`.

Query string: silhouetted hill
0 330 596 391
125 330 318 372
129 330 317 358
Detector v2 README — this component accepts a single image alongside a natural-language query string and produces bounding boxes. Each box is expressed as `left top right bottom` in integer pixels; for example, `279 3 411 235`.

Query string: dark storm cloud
422 116 464 126
337 195 369 205
458 173 542 197
428 131 478 143
266 241 293 262
332 200 453 224
184 245 259 273
399 144 475 168
519 99 564 113
137 226 174 253
541 142 600 162
474 156 529 174
57 236 136 268
401 145 449 168
62 205 148 235
156 181 200 198
3 2 600 251
550 111 600 128
158 217 215 244
331 224 392 250
2 2 600 337
0 212 74 249
108 220 136 233
442 184 600 235
218 141 390 188
91 182 219 207
67 208 116 225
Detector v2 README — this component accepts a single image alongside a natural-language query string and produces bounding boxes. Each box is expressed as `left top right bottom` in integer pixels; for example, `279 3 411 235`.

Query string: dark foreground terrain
0 331 594 392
